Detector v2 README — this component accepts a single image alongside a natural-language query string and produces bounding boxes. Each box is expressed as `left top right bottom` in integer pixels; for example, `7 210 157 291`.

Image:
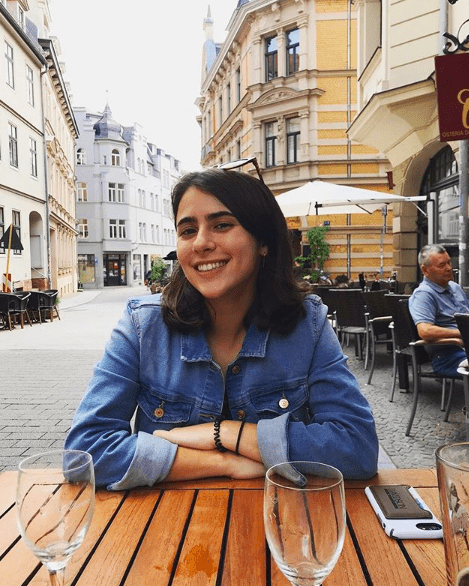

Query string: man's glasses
213 156 265 184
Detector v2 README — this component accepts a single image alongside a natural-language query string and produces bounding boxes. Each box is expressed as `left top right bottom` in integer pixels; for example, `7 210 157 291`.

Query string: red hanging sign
435 52 469 141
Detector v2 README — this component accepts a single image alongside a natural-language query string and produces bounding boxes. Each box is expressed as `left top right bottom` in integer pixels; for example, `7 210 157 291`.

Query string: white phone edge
364 486 443 539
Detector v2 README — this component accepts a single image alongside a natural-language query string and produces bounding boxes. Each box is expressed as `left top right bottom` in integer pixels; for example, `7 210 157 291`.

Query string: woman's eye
179 227 196 237
215 222 232 230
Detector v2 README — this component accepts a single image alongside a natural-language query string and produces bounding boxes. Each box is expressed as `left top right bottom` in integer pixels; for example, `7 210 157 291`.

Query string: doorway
104 254 127 286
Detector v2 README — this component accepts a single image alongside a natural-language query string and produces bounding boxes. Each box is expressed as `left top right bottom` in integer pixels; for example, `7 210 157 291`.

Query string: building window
237 139 241 160
0 206 4 255
26 64 34 105
286 117 300 164
109 219 126 239
78 219 89 238
5 42 14 88
139 222 147 242
218 97 223 126
111 149 120 166
265 36 278 81
227 83 231 114
12 210 21 254
109 183 124 203
236 68 241 102
76 148 85 165
9 123 18 168
265 122 276 167
420 145 459 249
77 182 88 202
30 138 37 176
286 29 300 76
18 6 24 28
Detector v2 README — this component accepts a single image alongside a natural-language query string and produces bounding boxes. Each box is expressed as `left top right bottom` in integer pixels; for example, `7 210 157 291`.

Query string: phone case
365 485 443 539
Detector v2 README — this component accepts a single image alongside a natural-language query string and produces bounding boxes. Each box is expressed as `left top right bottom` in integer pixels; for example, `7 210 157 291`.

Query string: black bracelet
213 417 227 452
235 420 246 455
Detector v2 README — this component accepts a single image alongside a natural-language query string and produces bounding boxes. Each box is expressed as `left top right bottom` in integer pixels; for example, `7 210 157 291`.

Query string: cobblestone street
0 287 466 472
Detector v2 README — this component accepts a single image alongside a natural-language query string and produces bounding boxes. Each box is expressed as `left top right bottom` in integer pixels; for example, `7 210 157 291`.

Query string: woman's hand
153 423 215 450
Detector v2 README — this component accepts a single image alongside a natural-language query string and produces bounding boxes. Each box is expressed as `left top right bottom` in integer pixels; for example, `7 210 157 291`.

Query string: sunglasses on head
213 156 265 184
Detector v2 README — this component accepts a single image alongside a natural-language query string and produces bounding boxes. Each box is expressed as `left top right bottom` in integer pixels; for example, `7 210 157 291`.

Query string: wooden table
0 469 446 585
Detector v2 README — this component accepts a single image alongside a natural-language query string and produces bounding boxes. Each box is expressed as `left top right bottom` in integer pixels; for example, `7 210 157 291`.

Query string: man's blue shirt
409 277 469 329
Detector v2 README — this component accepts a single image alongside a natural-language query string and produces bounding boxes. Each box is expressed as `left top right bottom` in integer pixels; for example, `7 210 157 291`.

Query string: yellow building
349 0 468 285
197 0 396 281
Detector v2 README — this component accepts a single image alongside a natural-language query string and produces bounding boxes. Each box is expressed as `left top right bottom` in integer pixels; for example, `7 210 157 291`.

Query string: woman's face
175 186 265 305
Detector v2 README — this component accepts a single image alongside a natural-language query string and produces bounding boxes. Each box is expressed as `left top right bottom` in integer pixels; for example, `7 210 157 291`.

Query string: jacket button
231 365 241 375
154 407 165 418
279 398 289 409
237 410 246 420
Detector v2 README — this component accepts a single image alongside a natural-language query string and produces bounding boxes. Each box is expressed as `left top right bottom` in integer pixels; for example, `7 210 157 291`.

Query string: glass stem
49 568 66 586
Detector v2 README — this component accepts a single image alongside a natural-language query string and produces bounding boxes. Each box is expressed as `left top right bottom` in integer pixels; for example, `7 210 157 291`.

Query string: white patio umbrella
275 180 426 217
275 180 426 276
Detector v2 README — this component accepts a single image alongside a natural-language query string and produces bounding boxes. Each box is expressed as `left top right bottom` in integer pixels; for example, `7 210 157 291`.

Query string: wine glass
264 461 346 586
16 449 95 586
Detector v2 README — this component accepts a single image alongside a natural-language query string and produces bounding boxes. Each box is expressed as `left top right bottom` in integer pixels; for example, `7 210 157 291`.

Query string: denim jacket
65 294 378 489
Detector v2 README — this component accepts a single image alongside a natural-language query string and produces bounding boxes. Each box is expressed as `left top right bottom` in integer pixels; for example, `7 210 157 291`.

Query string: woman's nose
193 227 215 252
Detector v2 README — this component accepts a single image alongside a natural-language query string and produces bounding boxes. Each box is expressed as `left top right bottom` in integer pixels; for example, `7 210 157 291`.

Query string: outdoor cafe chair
10 292 32 328
42 289 60 321
328 289 369 364
362 290 392 384
28 291 52 324
455 313 469 440
390 298 462 436
0 293 17 330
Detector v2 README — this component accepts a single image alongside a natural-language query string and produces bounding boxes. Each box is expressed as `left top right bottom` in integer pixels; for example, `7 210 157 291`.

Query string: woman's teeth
197 261 227 272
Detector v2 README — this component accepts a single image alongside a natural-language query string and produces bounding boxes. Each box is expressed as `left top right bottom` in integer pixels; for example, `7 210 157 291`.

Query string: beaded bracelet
213 417 227 452
235 420 246 455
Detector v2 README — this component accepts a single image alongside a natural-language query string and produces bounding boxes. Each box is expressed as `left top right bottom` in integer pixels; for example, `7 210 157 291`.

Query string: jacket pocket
249 380 310 422
138 386 194 426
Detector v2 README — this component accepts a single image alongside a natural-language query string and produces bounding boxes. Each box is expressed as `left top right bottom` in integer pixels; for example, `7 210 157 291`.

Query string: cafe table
0 468 445 585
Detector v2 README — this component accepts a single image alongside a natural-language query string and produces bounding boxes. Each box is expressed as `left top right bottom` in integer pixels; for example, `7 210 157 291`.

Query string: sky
50 1 237 171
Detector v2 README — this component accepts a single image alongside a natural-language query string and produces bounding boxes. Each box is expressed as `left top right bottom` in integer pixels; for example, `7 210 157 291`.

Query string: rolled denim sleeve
65 302 178 489
257 305 379 480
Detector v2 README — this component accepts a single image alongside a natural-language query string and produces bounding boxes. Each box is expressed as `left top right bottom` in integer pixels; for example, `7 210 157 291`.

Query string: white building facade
0 0 48 291
0 0 78 295
74 105 181 289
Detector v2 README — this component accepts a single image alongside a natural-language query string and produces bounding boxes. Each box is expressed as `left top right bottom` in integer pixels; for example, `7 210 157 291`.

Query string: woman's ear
260 245 268 257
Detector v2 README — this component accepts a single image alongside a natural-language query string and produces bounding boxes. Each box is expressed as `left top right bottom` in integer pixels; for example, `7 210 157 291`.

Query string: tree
150 257 168 284
296 226 331 270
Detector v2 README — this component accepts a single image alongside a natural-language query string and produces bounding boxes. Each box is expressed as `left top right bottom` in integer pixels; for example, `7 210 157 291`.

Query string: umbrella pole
379 207 387 278
3 224 13 292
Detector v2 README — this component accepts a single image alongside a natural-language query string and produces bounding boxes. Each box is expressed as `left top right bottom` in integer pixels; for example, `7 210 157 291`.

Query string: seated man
409 244 469 376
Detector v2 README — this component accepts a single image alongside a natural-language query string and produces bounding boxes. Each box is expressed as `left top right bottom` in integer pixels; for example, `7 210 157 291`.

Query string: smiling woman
64 169 379 490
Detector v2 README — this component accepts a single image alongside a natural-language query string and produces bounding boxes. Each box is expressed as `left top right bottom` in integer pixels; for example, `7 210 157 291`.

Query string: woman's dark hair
161 169 308 334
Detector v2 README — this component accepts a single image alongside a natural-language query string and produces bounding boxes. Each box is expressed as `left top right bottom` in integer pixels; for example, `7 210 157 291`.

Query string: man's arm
416 322 462 342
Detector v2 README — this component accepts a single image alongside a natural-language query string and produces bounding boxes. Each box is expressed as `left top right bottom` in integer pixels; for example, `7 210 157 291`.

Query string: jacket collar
181 322 270 362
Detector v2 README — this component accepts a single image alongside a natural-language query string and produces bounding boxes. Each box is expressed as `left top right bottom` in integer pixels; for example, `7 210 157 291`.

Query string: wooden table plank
346 468 438 489
222 489 267 586
346 489 422 585
171 489 230 586
0 470 17 516
123 489 195 586
399 488 446 586
74 489 161 586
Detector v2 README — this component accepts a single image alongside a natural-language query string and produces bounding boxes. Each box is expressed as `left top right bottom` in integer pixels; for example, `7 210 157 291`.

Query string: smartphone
365 485 443 539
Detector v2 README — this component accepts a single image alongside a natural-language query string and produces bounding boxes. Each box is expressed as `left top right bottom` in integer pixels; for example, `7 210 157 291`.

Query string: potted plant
149 258 168 294
295 226 331 282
